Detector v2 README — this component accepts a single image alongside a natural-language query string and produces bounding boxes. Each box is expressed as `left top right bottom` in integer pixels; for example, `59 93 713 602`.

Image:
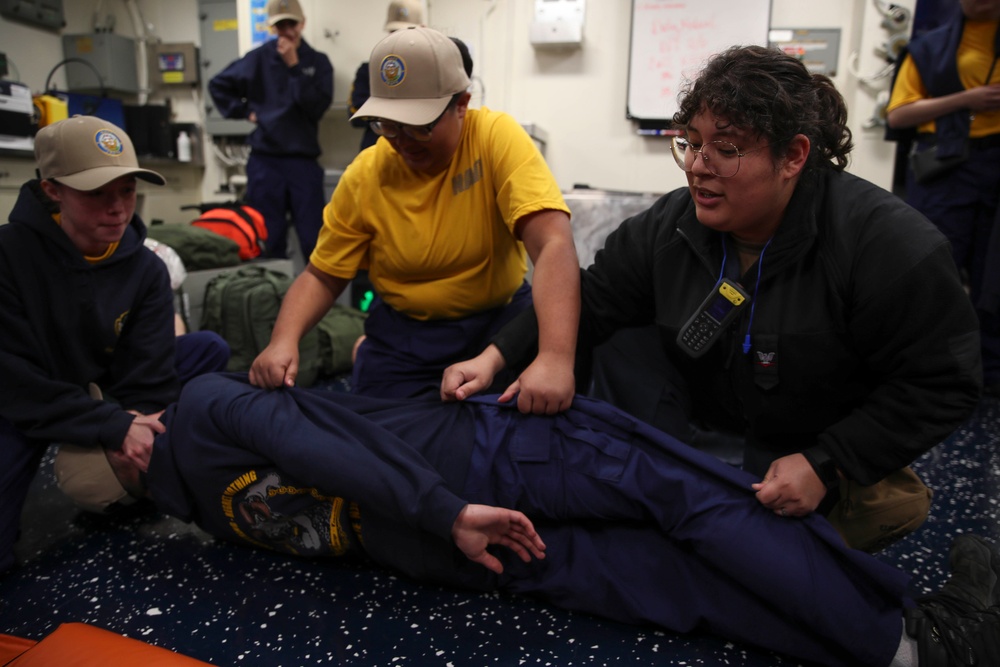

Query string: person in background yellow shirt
887 0 1000 395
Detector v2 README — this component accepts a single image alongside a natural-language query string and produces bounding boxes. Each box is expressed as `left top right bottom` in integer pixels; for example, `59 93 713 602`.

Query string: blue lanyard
719 234 772 355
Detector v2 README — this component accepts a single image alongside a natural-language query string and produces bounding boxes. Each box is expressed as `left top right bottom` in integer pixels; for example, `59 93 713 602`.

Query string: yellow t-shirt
887 20 1000 137
312 107 570 321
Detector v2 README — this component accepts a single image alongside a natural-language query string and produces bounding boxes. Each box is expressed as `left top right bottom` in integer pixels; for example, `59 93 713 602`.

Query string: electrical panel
0 0 65 31
151 42 200 89
61 33 139 94
768 28 841 77
0 80 34 150
199 0 254 136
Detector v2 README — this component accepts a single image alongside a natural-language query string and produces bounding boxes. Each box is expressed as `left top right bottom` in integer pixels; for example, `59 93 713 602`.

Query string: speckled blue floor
2 393 998 666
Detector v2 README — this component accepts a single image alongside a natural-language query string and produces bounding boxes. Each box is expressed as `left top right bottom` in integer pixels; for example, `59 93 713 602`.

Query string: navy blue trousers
454 396 909 667
245 153 325 261
907 142 1000 386
162 375 910 666
0 331 229 572
351 282 533 399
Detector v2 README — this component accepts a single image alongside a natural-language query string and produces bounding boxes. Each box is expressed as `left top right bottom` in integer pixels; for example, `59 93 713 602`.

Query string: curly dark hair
672 45 853 172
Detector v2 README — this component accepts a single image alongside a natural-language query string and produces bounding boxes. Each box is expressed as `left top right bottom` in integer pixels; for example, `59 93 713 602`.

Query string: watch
803 449 841 490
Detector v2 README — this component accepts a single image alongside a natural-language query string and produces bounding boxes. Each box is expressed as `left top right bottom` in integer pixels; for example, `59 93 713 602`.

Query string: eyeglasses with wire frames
369 105 451 142
671 136 773 178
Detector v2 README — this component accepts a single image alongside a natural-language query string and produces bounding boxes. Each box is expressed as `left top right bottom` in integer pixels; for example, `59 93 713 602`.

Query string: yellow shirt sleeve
886 55 926 115
886 20 1000 137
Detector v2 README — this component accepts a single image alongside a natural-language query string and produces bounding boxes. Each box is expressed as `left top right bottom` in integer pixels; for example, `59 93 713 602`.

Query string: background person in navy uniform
209 0 333 262
886 0 1000 396
56 372 1000 667
348 0 425 153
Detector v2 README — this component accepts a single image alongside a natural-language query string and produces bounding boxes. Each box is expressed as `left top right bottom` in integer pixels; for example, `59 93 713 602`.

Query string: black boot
904 604 1000 666
905 535 1000 666
935 535 999 611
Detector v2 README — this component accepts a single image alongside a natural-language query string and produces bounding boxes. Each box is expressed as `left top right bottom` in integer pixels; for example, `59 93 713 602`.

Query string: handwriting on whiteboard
628 0 770 121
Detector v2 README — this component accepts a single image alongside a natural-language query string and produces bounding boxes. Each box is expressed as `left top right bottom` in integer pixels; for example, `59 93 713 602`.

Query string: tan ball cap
35 115 165 191
267 0 304 26
385 0 423 32
351 26 470 127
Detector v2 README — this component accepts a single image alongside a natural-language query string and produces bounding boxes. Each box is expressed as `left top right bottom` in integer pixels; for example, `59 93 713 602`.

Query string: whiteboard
627 0 771 122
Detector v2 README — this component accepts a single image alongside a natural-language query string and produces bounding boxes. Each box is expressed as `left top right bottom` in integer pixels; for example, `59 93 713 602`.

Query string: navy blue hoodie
0 180 179 449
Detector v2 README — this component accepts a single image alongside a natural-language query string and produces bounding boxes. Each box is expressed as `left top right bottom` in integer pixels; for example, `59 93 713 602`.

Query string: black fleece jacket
494 169 982 485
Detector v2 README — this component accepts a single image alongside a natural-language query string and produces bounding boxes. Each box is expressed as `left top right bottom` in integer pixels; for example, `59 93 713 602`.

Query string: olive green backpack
200 266 322 387
200 266 367 386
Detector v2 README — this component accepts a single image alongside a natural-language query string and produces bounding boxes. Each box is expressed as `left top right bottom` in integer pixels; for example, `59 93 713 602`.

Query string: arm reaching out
250 265 348 388
451 504 546 574
516 209 580 414
441 344 507 402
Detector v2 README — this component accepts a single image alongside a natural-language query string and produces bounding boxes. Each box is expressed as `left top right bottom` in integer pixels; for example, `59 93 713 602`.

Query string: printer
0 80 34 151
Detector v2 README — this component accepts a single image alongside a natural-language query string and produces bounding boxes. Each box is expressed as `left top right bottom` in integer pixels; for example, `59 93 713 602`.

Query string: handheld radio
676 278 751 358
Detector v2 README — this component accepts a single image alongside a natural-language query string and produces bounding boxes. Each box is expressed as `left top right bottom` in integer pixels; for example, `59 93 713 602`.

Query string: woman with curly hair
445 45 982 550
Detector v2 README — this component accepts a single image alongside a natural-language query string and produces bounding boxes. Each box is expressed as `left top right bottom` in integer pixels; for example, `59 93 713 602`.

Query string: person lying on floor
54 373 998 667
